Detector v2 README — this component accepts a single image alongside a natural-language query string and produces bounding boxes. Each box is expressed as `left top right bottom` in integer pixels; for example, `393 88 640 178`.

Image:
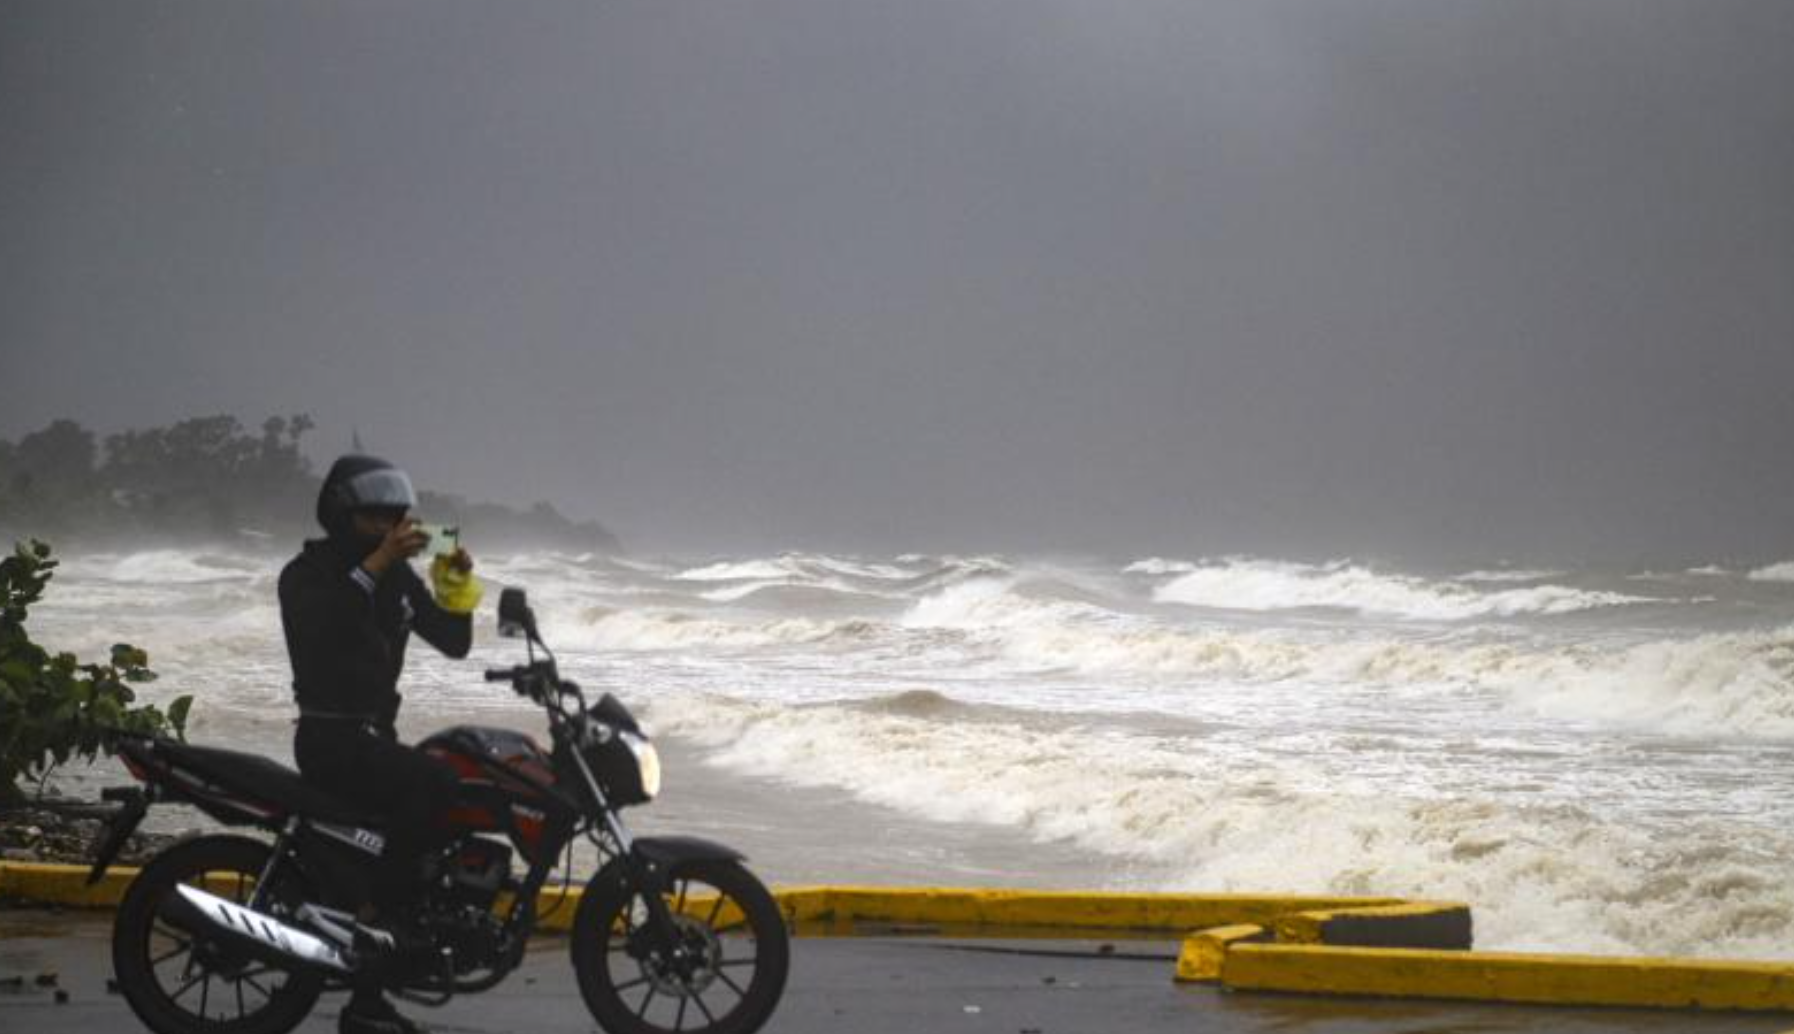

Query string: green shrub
0 540 191 805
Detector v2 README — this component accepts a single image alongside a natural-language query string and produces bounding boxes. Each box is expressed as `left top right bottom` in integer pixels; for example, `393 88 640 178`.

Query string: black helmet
316 454 417 534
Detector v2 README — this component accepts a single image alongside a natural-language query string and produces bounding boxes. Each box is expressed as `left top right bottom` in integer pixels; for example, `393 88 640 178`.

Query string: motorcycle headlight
621 732 661 800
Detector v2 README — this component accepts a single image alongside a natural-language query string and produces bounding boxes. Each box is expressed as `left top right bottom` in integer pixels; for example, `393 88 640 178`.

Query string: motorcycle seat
153 741 387 828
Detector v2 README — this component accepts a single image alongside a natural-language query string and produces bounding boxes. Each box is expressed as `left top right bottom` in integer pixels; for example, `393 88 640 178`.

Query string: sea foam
645 691 1794 959
1136 557 1648 620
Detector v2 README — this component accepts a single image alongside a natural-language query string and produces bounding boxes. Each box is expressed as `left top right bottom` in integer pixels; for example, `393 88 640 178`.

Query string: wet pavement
3 909 1790 1033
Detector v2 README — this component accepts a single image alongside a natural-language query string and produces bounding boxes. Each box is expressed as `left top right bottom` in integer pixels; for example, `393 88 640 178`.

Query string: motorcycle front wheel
570 858 789 1034
112 834 324 1034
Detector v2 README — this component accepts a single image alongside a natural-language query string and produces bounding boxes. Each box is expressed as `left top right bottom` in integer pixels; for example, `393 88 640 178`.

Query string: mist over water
27 544 1794 959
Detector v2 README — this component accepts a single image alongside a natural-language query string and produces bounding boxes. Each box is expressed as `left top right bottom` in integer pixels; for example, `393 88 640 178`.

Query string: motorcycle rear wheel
570 858 789 1034
112 835 325 1034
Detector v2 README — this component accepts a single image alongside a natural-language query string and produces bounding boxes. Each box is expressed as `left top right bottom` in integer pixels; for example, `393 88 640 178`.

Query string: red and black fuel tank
421 725 566 863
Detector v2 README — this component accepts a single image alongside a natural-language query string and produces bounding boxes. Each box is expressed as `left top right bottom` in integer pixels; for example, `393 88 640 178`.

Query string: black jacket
278 538 471 728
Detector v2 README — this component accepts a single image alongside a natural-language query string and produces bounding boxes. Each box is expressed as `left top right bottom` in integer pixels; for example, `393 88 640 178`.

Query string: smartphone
416 522 461 557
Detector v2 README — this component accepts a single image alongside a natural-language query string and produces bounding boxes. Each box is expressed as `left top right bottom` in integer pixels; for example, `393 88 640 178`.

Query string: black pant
294 717 460 917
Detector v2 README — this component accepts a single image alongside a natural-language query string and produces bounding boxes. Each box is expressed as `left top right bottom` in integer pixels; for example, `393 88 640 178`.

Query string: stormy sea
26 547 1794 959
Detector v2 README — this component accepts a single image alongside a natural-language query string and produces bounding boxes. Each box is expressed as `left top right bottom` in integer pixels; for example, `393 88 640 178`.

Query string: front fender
631 835 744 868
575 836 746 914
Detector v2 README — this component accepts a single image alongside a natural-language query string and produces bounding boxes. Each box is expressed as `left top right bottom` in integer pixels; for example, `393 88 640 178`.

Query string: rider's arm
400 566 473 659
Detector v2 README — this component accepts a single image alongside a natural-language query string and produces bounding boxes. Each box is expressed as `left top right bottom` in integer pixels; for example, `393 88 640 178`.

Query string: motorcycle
89 586 789 1034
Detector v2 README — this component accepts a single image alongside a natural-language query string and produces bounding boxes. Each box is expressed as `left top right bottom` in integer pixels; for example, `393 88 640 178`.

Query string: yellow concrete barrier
1273 900 1472 950
0 861 1397 936
12 860 1792 1015
0 861 135 908
775 886 1403 938
1175 924 1268 982
1174 901 1469 984
1223 944 1794 1013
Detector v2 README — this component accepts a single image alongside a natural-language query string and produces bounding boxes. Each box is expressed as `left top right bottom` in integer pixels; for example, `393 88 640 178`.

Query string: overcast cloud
2 1 1790 562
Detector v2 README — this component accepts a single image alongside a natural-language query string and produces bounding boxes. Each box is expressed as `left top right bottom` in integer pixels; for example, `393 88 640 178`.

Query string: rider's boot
339 990 428 1034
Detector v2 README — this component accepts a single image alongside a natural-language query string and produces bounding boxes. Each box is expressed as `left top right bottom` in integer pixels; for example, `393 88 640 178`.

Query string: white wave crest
1493 626 1794 737
675 553 913 584
90 550 263 585
889 581 1794 738
1748 562 1794 584
1458 568 1565 583
542 607 871 652
674 559 798 582
1145 558 1647 620
1124 557 1195 576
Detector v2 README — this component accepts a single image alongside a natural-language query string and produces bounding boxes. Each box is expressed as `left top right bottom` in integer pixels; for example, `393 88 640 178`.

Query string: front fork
563 736 722 965
564 742 683 951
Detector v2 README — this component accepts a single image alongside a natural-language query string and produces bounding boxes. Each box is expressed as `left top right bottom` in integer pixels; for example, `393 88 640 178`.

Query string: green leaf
167 695 193 736
0 540 200 798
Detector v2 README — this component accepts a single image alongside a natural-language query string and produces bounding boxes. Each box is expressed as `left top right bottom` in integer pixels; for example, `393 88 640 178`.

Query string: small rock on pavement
55 989 70 1004
35 971 59 987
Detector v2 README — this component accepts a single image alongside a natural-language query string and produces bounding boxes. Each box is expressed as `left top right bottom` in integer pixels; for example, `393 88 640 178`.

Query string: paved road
3 909 1789 1033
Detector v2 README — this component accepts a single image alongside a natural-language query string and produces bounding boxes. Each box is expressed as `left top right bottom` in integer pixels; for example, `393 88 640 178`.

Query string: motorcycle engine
414 837 518 978
441 836 513 910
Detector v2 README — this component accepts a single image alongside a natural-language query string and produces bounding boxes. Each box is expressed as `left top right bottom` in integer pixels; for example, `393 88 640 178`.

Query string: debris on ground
0 803 182 867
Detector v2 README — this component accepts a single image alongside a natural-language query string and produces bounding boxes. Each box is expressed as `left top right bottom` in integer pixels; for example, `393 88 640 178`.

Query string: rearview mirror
497 587 536 639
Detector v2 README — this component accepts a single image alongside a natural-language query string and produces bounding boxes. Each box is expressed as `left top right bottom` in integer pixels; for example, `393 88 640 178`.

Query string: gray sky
2 1 1791 562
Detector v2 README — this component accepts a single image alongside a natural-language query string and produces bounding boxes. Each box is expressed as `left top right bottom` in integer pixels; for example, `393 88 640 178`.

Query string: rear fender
86 786 150 885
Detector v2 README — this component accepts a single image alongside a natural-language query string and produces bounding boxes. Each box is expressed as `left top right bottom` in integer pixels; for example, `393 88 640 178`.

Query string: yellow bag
430 554 485 615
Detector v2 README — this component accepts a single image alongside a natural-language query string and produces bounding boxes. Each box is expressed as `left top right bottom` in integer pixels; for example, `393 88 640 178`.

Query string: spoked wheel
112 835 324 1034
571 858 789 1034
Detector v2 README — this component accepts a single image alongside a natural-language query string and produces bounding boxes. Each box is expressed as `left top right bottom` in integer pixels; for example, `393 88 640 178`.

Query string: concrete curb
1222 944 1794 1013
771 886 1405 938
0 861 133 908
0 862 1400 934
7 862 1791 1014
1176 924 1270 982
1273 900 1472 950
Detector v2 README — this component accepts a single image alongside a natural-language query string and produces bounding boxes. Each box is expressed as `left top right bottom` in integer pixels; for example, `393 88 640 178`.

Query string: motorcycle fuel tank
422 725 565 860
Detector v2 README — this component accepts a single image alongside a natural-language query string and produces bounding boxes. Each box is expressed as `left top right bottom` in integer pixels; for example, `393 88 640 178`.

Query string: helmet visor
340 468 417 511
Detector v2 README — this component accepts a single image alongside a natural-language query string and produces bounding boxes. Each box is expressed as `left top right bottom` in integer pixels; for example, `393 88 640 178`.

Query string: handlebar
484 661 582 713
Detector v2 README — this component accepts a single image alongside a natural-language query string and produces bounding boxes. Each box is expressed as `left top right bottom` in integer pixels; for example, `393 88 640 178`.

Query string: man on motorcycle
279 454 484 1034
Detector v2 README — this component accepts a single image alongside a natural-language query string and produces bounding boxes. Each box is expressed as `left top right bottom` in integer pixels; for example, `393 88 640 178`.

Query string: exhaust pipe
163 885 354 973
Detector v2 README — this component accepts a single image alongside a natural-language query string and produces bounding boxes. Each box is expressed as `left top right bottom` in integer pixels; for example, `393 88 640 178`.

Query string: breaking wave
73 550 267 585
646 692 1794 957
1492 626 1794 737
675 554 915 584
542 607 860 652
903 586 1794 738
1132 557 1650 620
1458 568 1565 583
1749 562 1794 584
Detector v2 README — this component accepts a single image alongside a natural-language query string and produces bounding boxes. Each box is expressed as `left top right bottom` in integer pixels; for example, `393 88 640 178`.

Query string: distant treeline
0 415 621 553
